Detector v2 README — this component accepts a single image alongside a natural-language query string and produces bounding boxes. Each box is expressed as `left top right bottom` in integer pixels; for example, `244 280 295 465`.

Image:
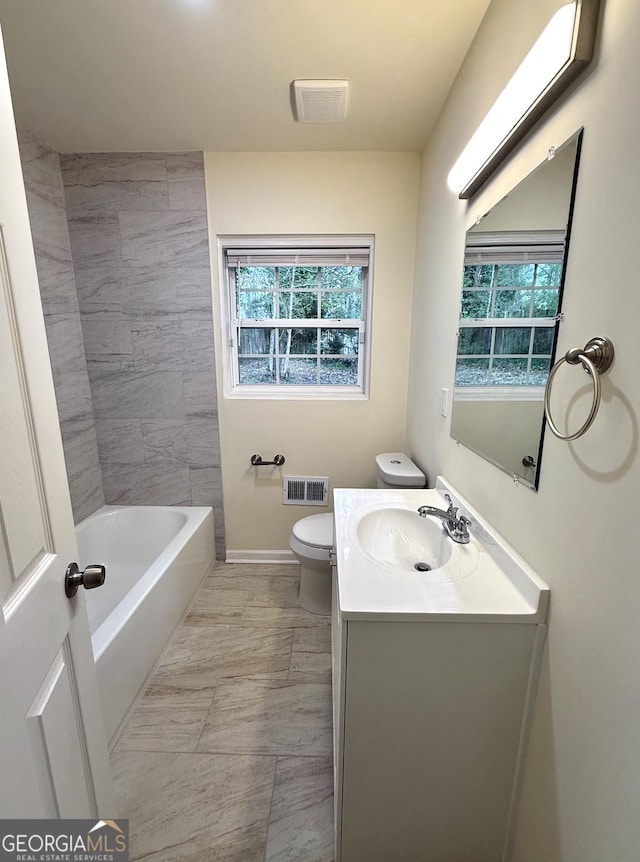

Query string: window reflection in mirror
450 130 583 489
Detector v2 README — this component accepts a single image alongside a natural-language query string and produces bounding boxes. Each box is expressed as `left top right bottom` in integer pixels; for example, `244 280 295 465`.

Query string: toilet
290 453 426 615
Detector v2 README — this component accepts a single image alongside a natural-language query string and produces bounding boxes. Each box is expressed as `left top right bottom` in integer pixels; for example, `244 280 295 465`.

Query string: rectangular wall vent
283 476 329 506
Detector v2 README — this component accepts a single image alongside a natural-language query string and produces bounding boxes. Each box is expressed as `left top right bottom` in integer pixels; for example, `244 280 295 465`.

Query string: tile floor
111 563 334 861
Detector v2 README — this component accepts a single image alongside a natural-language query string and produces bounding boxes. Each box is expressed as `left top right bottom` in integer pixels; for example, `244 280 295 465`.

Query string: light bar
448 0 599 199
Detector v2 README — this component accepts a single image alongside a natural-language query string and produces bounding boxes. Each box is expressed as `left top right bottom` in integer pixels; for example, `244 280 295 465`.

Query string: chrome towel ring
544 336 614 441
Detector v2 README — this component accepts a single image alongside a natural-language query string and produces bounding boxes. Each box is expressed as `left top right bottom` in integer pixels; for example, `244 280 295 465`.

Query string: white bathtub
76 504 214 748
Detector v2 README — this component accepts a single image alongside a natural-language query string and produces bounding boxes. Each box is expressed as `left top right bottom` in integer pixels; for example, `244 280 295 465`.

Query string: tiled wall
18 130 105 522
60 152 225 558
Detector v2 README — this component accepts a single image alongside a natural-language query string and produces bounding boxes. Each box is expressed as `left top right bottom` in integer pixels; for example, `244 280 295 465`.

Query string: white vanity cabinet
331 480 549 862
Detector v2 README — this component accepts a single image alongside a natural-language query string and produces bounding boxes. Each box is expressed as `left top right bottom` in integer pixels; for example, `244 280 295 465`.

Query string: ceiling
0 0 491 154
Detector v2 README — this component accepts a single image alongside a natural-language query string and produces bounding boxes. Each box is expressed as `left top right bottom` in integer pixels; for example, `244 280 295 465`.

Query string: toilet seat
290 534 330 563
291 513 333 549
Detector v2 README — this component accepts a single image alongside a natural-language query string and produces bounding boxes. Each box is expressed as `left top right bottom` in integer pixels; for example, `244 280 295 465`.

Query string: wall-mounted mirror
450 129 583 488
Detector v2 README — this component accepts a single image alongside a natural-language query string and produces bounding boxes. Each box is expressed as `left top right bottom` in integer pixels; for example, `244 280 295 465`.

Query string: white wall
406 0 640 859
205 152 420 551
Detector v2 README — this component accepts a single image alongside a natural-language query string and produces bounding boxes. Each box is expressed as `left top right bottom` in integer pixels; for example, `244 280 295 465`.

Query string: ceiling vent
292 80 349 124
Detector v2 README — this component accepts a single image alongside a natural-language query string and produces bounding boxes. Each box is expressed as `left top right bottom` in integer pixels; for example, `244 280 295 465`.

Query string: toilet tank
375 453 426 488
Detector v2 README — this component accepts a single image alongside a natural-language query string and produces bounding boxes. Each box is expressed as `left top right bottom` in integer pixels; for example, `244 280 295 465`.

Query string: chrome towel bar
544 336 614 441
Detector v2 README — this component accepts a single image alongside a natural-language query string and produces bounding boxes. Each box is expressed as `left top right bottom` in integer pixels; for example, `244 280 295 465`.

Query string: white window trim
217 234 375 400
453 386 545 402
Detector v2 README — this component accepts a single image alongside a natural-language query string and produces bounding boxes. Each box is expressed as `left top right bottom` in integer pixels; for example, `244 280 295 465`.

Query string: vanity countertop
333 479 549 623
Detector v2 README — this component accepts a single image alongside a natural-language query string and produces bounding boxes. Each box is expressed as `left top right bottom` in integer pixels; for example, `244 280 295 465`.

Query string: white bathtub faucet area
76 505 214 748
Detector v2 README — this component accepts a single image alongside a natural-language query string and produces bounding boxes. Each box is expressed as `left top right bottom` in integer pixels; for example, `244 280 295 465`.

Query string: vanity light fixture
448 0 599 199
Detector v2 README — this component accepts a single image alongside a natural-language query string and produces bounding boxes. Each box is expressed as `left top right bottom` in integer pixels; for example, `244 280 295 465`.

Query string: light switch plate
440 387 449 418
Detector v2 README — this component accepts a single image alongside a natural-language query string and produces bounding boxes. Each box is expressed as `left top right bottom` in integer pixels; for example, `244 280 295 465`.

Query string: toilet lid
376 452 425 487
292 513 334 549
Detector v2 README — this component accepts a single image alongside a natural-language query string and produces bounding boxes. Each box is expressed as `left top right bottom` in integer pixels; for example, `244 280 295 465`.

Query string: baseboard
226 549 299 564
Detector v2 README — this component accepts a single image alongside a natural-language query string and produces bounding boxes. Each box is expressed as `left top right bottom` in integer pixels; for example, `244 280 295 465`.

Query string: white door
0 31 114 817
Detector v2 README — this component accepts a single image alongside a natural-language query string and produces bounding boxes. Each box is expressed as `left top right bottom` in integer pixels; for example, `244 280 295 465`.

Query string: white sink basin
355 507 452 572
334 482 551 622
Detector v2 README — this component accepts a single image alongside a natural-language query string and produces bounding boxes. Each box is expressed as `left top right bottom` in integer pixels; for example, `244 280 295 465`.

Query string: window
455 231 564 393
220 236 373 398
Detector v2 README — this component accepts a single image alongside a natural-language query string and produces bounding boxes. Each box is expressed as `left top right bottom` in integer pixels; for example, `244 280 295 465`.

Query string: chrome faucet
417 494 471 544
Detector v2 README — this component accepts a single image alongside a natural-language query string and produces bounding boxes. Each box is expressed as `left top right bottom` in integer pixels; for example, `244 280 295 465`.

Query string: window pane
320 266 363 291
238 357 276 384
279 266 318 290
463 264 494 288
496 264 535 287
530 357 551 384
321 291 362 319
320 328 359 355
494 289 532 318
461 290 492 319
238 328 275 355
532 288 560 317
494 327 531 355
457 327 491 356
237 291 275 319
455 358 489 385
533 327 554 354
319 357 358 385
279 357 318 385
237 266 275 291
491 358 528 384
278 291 317 318
278 328 317 354
535 263 563 286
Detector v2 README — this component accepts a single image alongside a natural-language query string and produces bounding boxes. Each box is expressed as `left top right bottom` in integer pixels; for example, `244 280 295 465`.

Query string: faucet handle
458 515 471 535
452 514 472 544
443 493 457 518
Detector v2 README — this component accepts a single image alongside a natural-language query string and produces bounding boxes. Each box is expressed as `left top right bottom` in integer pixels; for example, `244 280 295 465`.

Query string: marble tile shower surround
60 152 225 557
112 563 334 862
18 129 105 523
